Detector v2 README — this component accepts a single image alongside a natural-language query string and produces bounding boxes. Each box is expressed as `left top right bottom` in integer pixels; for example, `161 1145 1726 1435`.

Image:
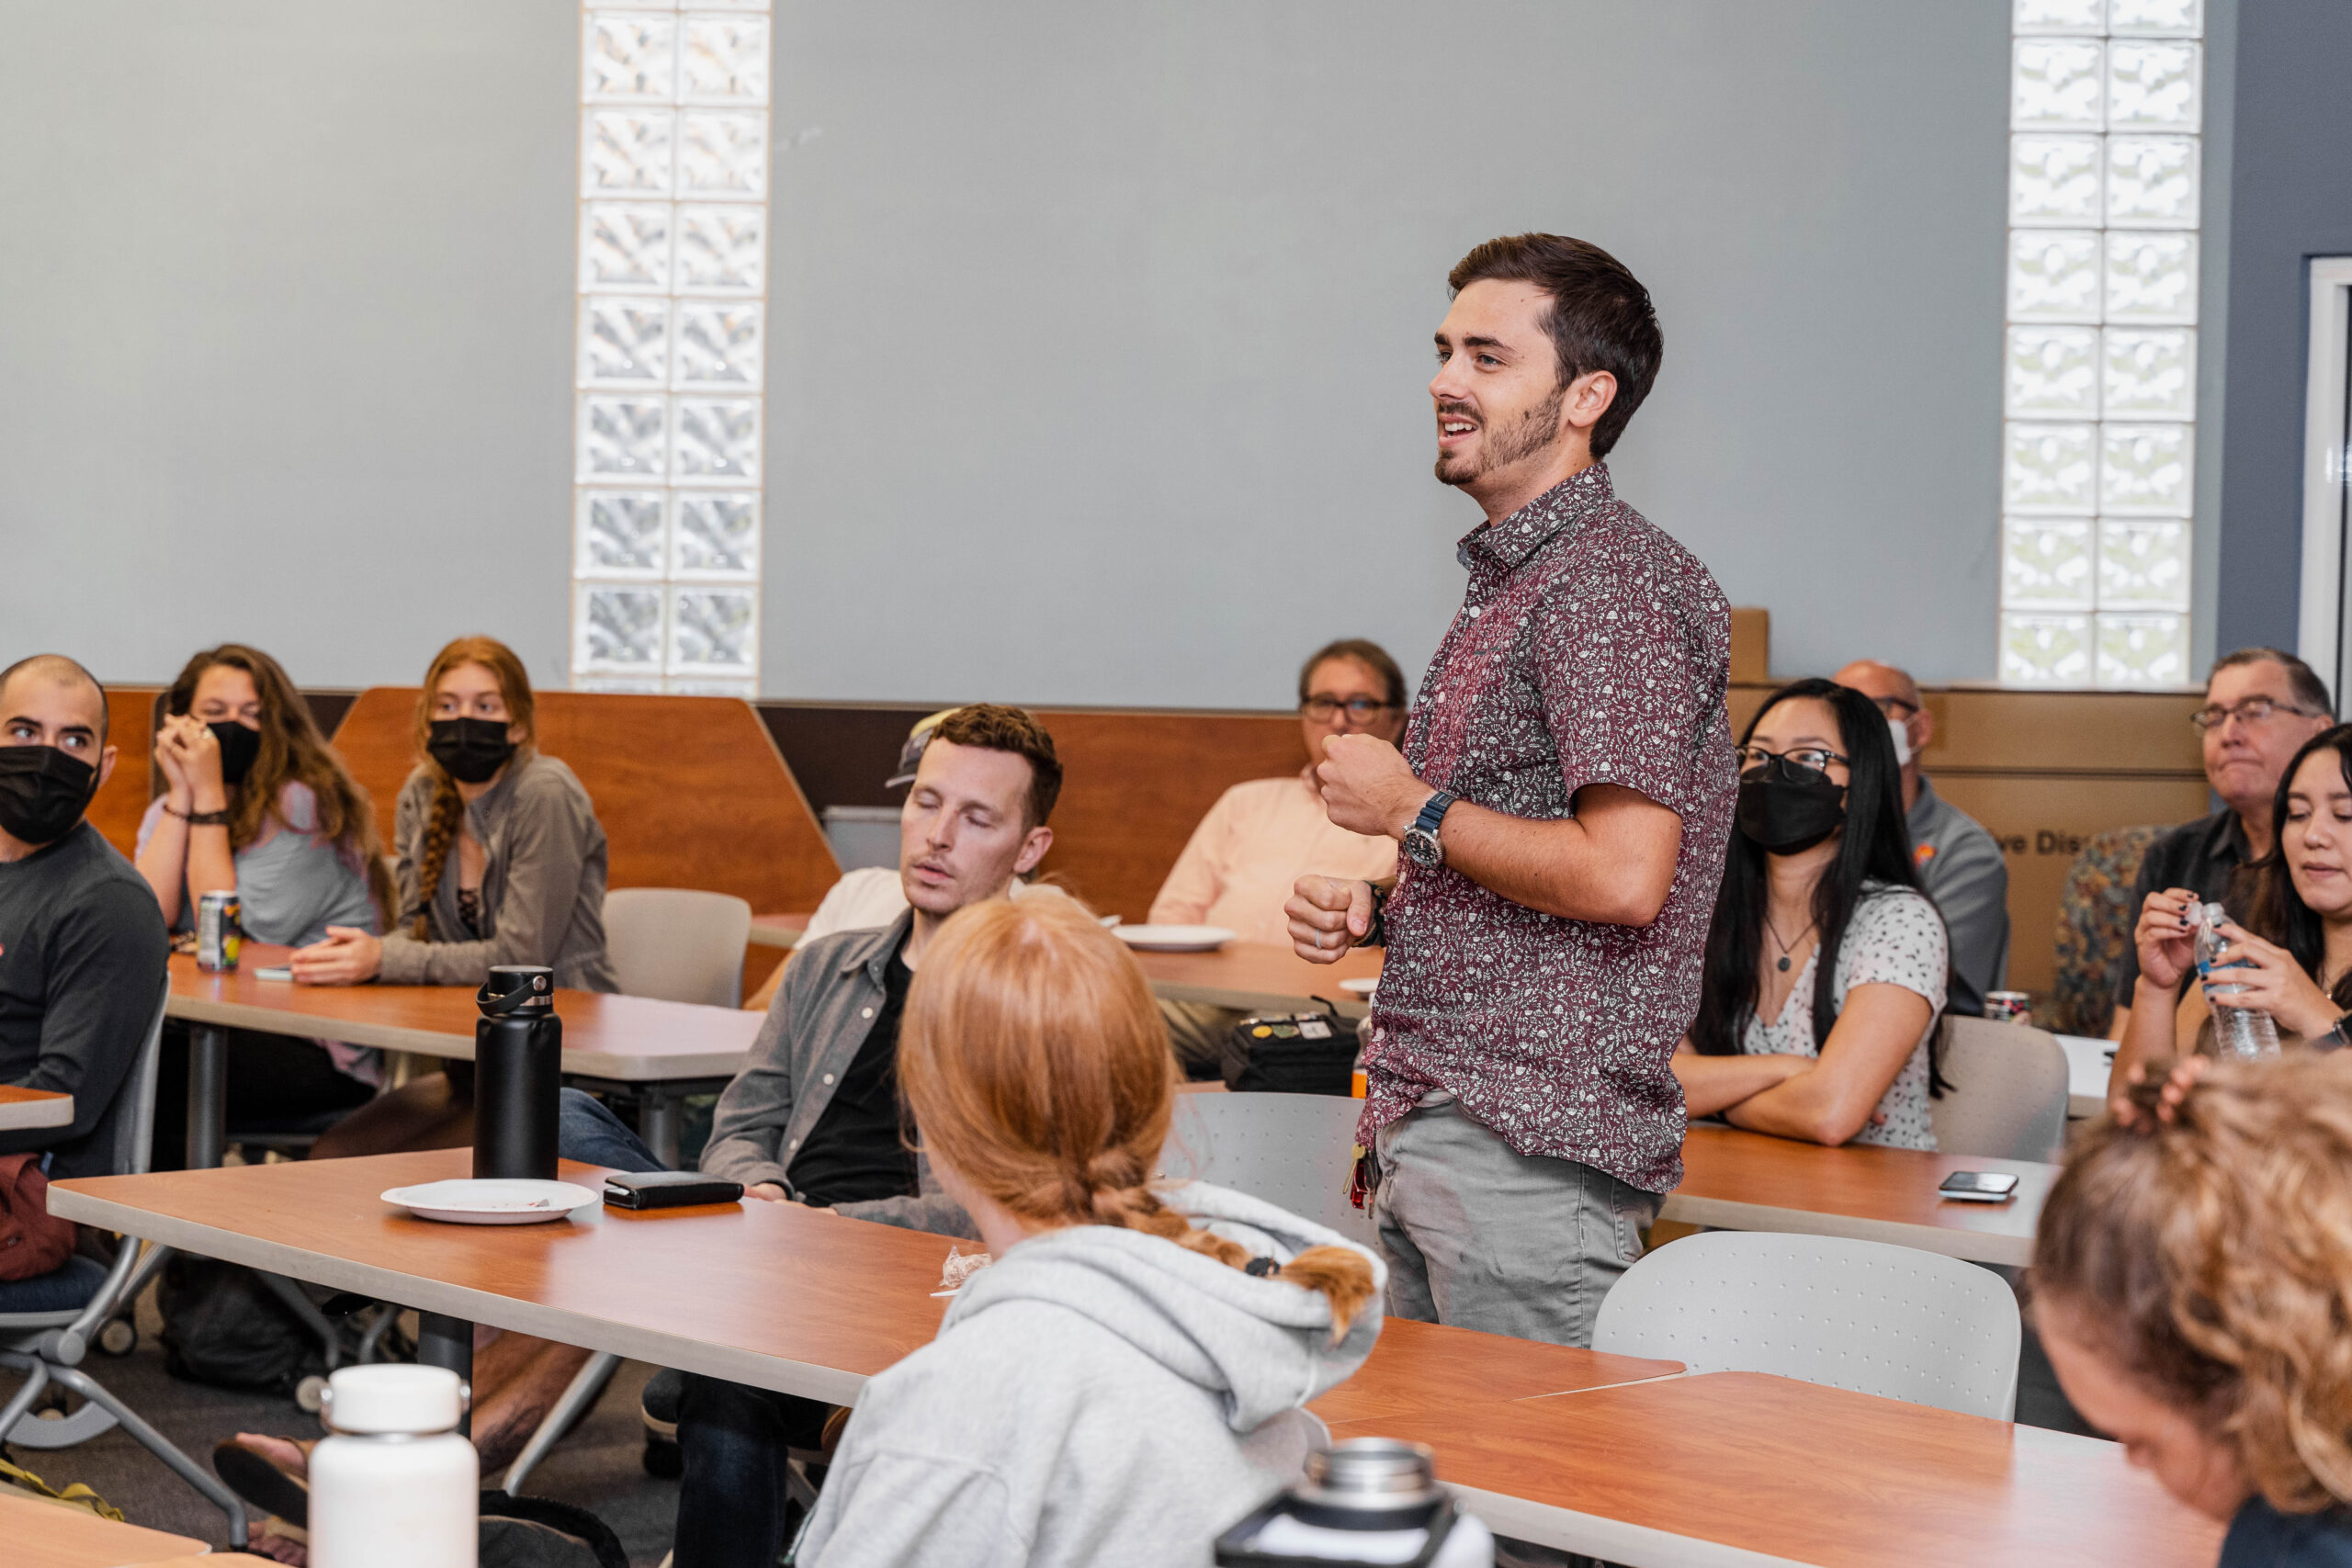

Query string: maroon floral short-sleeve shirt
1359 463 1735 1194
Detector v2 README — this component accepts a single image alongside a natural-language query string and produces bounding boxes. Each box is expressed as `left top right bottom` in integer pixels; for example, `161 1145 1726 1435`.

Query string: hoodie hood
941 1180 1385 1434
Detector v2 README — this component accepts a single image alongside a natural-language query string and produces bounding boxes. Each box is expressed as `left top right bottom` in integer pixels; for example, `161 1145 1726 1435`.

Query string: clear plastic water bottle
2195 902 2281 1059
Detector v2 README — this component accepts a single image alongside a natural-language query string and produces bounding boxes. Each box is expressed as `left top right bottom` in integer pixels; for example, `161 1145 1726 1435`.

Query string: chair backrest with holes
1158 1092 1372 1247
602 888 754 1008
1593 1229 2021 1418
1930 1016 2070 1162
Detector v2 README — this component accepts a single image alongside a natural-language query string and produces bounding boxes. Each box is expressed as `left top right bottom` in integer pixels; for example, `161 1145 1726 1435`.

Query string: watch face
1402 828 1442 868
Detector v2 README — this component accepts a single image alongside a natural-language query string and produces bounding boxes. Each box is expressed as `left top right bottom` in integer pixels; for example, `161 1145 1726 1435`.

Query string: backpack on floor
478 1493 629 1568
155 1256 322 1393
0 1153 77 1282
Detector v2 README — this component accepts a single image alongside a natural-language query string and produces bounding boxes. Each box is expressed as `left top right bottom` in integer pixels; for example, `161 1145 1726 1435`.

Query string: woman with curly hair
2035 1053 2352 1562
136 644 396 1167
792 894 1383 1568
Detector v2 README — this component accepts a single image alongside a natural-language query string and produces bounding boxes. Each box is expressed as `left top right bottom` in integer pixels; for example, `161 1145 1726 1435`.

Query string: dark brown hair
1447 233 1663 459
2034 1056 2352 1513
2210 647 2334 718
900 896 1376 1340
927 705 1062 829
1296 639 1408 711
161 645 394 927
409 637 537 938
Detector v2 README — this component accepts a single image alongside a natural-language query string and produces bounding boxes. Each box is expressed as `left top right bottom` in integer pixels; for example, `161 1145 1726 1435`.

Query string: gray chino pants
1372 1097 1662 1348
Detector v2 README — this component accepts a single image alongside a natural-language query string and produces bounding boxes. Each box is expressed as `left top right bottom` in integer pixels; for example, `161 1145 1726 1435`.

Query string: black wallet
602 1170 746 1210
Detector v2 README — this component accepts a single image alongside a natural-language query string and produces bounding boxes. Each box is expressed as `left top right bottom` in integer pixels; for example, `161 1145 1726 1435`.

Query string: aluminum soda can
197 891 243 973
1984 990 2031 1026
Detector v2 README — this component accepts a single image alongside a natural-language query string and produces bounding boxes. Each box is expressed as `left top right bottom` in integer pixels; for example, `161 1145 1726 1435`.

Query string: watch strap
1411 789 1459 838
2324 1014 2352 1054
1355 882 1388 949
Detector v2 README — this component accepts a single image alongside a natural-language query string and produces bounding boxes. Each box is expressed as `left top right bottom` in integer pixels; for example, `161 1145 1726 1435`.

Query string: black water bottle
474 965 560 1180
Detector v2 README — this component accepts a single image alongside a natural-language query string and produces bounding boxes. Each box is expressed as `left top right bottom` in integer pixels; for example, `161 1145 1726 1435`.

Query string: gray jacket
1909 775 2009 1017
701 913 975 1238
379 753 617 991
798 1181 1384 1568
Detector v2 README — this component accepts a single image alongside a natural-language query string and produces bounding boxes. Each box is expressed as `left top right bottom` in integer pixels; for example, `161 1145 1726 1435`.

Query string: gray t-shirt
1908 776 2009 1017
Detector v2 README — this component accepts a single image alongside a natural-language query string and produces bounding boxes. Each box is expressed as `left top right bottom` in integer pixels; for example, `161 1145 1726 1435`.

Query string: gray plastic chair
1592 1229 2021 1419
602 887 754 1007
1157 1091 1373 1248
0 978 247 1544
1930 1016 2070 1162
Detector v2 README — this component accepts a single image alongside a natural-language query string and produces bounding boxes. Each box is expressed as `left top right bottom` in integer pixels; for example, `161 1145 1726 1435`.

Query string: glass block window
572 3 770 696
2001 0 2202 688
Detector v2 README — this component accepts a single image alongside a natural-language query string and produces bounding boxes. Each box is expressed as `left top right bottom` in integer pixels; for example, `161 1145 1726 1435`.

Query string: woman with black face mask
1672 678 1951 1149
137 645 400 1168
291 637 614 1152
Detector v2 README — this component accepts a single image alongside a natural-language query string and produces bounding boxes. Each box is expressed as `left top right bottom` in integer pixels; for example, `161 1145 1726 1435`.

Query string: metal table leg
417 1312 474 1438
639 1088 682 1169
187 1024 228 1169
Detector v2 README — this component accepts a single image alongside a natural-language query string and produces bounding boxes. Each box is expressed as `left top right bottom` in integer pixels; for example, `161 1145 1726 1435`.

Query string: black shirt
786 943 919 1207
2113 808 2252 1003
0 822 171 1179
2222 1497 2352 1567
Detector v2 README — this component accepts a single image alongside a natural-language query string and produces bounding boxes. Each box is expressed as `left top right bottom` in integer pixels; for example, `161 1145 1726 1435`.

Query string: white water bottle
2196 902 2281 1060
310 1365 478 1568
1215 1438 1495 1567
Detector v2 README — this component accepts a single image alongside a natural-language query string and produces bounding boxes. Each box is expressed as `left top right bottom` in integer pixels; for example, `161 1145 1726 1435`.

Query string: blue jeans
557 1089 665 1174
558 1089 827 1565
0 1254 107 1314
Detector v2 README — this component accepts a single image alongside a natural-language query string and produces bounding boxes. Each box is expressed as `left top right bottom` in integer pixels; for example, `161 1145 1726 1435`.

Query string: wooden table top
165 949 761 1082
1329 1371 2223 1568
0 1083 72 1131
51 1147 1679 1423
4 1490 208 1567
1125 939 1383 1020
1658 1125 2054 1268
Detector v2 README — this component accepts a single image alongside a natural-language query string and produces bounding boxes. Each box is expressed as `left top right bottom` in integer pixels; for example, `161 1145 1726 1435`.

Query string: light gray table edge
45 1188 876 1407
1445 1483 1812 1568
0 1097 73 1132
164 995 746 1080
1655 1194 2035 1268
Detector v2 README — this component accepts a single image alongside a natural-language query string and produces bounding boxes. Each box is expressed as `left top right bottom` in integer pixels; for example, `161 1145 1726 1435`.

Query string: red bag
0 1153 78 1281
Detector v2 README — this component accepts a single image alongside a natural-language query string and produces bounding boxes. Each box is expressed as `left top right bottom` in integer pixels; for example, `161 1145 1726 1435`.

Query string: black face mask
1736 755 1848 855
426 717 516 785
0 746 98 847
209 721 262 787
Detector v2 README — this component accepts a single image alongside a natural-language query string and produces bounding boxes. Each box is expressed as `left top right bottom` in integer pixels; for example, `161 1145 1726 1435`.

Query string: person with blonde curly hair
795 893 1383 1568
2035 1053 2352 1562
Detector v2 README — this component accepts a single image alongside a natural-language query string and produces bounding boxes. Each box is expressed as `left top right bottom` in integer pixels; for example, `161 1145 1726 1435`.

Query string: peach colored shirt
1148 771 1397 945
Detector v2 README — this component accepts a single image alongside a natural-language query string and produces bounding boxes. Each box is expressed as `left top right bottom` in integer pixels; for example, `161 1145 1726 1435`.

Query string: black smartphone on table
1938 1170 2020 1203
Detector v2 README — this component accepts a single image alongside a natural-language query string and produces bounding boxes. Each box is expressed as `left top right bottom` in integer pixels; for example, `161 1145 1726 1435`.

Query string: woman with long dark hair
2115 723 2352 1084
136 643 395 1168
1673 678 1950 1148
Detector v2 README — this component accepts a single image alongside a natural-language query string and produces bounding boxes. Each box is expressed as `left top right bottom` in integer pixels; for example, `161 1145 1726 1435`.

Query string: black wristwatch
1356 882 1389 949
1400 790 1459 870
2320 1014 2352 1055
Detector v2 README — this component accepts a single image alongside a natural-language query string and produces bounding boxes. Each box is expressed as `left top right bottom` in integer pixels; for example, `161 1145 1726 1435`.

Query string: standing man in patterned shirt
1287 233 1736 1348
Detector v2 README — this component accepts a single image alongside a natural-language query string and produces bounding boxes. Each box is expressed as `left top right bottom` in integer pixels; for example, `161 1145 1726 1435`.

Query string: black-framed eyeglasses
1864 694 1920 719
1301 697 1399 722
2190 696 2322 732
1736 743 1849 782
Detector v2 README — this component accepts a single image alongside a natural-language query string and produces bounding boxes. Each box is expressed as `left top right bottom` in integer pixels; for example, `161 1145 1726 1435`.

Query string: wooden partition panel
332 690 841 917
86 685 163 857
1024 709 1310 922
1730 682 2208 995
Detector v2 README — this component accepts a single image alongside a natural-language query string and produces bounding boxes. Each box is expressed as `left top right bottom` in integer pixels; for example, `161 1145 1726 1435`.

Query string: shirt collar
1455 462 1614 573
837 908 917 980
2212 808 2253 863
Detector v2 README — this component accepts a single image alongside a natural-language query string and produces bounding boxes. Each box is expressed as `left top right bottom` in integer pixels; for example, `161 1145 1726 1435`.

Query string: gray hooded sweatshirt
797 1180 1385 1568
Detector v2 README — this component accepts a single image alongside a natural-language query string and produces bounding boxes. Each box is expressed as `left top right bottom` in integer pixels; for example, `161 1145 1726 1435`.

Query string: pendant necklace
1764 912 1816 974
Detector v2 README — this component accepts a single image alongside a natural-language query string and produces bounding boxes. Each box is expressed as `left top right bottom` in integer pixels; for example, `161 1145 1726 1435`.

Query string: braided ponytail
898 896 1376 1342
408 775 464 939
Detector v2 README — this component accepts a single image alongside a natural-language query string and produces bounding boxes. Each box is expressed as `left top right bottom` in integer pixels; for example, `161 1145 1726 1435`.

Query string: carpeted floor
4 1284 682 1564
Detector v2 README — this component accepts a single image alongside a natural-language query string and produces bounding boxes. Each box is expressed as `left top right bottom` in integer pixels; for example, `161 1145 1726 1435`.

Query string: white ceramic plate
380 1179 601 1226
1340 976 1378 996
1112 925 1237 953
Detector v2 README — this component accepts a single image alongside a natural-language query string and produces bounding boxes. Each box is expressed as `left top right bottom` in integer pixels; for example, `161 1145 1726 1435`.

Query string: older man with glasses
1147 638 1407 1076
2106 647 2335 1043
1833 660 2010 1016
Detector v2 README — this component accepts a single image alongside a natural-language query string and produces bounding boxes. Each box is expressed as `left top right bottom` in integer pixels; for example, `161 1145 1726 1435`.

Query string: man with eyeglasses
2108 647 2335 1042
1148 638 1407 1075
1832 660 2009 1017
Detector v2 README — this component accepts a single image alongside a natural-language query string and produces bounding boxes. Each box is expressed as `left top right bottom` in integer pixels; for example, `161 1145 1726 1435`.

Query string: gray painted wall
2214 0 2352 661
2 2 2012 706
